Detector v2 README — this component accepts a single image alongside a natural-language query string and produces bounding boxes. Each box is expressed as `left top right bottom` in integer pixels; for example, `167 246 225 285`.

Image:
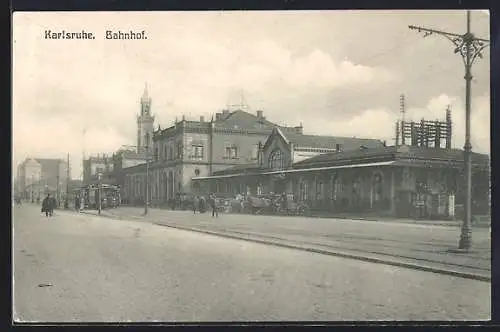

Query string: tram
73 184 121 210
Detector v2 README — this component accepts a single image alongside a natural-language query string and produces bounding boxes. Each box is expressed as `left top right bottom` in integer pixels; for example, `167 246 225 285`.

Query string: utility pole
144 144 151 216
98 173 102 215
409 11 489 251
82 128 86 183
65 153 70 209
56 174 60 207
31 173 35 203
400 94 406 146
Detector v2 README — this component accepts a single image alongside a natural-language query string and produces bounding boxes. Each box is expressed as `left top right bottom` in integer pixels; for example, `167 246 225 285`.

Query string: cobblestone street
13 204 490 321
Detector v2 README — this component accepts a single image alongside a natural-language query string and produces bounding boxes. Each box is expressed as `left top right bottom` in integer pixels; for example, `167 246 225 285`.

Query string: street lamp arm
409 25 490 67
408 25 463 38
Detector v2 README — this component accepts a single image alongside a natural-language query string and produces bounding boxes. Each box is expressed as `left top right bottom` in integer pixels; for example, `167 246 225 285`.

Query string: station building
120 87 384 205
192 114 490 219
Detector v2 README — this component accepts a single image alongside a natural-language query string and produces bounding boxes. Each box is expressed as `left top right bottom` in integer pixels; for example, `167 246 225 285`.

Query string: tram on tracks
73 184 121 210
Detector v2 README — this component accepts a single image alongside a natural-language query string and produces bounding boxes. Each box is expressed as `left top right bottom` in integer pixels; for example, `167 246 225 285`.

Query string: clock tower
137 83 155 153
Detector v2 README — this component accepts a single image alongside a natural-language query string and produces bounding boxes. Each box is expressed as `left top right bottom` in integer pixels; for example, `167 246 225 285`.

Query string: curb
79 210 490 283
151 222 491 283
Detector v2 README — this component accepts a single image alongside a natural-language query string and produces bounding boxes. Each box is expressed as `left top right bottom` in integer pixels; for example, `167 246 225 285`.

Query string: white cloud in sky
305 93 490 154
12 11 490 178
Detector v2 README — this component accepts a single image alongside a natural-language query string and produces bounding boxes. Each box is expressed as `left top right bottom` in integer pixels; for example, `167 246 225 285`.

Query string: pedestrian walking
199 196 206 213
210 193 218 218
49 195 57 216
193 196 199 214
75 195 80 211
41 194 52 217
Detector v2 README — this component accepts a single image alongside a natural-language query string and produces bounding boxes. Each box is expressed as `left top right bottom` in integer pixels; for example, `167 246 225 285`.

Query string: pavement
12 204 491 321
80 206 491 282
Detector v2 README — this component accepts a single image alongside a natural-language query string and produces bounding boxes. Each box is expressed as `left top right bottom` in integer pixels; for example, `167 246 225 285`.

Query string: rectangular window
191 145 204 159
177 142 183 159
251 145 259 160
316 180 324 201
224 144 238 159
299 181 309 202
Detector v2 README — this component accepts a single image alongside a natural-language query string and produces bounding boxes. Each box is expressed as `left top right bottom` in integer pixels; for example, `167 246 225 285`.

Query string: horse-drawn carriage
243 193 310 216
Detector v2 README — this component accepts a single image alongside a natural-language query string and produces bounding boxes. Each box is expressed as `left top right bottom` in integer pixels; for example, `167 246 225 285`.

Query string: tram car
73 184 121 210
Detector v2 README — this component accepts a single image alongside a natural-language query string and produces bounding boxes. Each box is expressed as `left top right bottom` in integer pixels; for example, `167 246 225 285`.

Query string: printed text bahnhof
44 30 148 40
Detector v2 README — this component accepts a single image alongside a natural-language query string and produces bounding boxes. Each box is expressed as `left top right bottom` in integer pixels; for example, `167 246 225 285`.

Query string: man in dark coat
209 193 218 218
75 195 80 211
199 196 206 213
193 196 199 214
49 195 57 216
41 194 52 217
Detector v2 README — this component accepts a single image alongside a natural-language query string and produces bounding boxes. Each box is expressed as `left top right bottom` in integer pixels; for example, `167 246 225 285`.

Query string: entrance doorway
273 179 286 194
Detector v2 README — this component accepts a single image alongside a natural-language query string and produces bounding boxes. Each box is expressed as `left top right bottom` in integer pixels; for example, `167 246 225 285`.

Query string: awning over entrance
193 161 396 180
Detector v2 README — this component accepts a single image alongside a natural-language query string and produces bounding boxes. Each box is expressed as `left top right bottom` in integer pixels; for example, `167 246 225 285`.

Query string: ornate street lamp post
409 10 490 251
144 145 153 216
97 172 102 215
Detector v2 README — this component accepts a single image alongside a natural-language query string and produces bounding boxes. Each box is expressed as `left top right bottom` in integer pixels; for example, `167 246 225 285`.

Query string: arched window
268 149 286 170
352 175 362 202
168 171 174 198
315 178 324 201
162 172 167 200
144 133 150 149
299 179 309 201
372 172 383 204
331 174 342 202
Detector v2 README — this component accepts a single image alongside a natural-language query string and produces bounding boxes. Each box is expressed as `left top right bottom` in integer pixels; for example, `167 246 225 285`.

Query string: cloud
12 11 490 179
303 93 490 154
13 110 128 178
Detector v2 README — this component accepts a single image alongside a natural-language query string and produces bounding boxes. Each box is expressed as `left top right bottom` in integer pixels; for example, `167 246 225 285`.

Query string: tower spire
142 82 149 100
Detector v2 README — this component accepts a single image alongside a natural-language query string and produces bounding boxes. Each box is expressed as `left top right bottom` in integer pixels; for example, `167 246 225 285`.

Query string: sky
12 10 491 179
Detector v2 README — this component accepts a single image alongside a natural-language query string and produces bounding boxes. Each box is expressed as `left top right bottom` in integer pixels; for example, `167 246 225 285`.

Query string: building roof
264 126 384 151
154 110 301 138
18 157 63 169
34 158 64 170
285 132 384 150
213 163 262 175
293 145 490 169
214 110 277 131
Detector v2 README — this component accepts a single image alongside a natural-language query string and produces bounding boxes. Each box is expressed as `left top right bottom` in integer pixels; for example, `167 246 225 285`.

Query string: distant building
122 107 385 205
192 112 490 220
193 126 386 197
17 157 69 202
83 153 115 185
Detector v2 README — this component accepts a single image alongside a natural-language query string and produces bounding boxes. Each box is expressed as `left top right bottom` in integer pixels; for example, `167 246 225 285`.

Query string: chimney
294 123 303 134
182 115 185 121
200 116 205 122
256 110 263 119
